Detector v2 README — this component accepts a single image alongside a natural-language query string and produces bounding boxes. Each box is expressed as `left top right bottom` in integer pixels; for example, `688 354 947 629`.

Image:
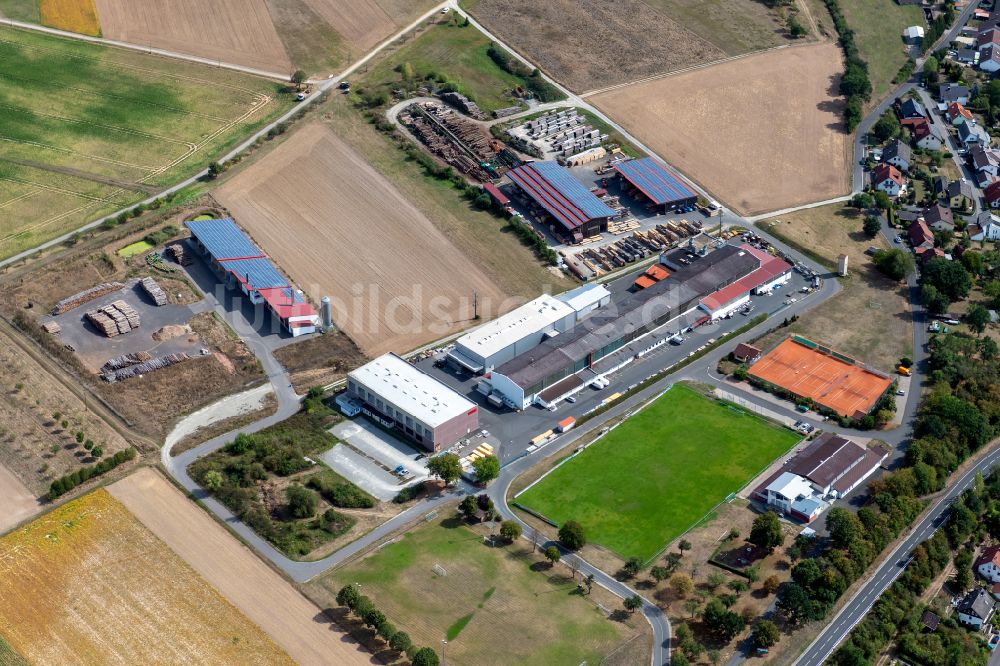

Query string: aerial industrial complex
186 218 319 336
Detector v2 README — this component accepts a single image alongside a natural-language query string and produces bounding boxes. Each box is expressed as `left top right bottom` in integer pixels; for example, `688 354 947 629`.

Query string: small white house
969 219 1000 242
977 545 1000 582
903 25 924 44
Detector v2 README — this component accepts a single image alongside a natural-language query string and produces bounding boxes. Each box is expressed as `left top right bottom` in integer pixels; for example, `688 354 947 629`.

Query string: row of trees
336 585 440 666
822 0 872 131
426 453 502 485
485 42 562 103
47 448 136 500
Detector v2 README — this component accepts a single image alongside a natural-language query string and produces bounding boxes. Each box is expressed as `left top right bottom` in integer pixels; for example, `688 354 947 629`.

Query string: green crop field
0 26 294 260
517 384 801 562
361 21 558 114
315 515 634 666
839 0 925 102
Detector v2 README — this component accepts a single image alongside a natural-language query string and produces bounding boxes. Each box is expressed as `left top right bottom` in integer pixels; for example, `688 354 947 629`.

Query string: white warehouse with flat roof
346 353 478 451
447 294 576 373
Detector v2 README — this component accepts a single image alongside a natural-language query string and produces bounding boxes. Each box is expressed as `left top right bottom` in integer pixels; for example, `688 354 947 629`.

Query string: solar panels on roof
186 218 265 261
222 257 289 290
613 157 696 206
508 161 615 231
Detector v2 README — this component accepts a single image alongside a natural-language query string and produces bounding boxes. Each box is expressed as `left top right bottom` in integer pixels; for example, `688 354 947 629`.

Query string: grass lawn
360 21 545 114
0 0 38 22
0 634 28 666
643 0 792 55
757 203 912 369
314 515 637 666
517 384 800 562
0 26 294 260
839 0 925 102
116 240 153 257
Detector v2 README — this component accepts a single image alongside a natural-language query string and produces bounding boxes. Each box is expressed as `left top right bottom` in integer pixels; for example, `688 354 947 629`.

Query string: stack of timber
102 352 189 382
140 277 167 306
86 300 140 337
52 282 125 315
101 351 151 374
166 243 192 266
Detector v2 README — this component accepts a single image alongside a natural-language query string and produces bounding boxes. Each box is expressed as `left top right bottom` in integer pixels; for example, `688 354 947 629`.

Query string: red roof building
908 218 935 250
985 180 1000 208
946 102 974 124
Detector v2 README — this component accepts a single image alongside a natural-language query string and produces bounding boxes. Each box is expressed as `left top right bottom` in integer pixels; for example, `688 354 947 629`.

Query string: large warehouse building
343 353 478 451
186 218 318 336
507 160 616 242
613 157 698 212
447 284 611 374
483 244 790 409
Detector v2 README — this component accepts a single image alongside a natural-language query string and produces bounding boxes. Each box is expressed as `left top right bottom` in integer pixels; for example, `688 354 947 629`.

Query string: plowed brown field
0 488 295 665
92 0 291 73
109 469 370 666
302 0 393 51
215 122 512 356
589 43 849 215
0 464 38 535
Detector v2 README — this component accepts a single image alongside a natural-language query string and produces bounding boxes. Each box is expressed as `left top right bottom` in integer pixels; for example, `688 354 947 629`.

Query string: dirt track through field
93 0 291 73
215 122 512 356
302 0 394 51
0 464 39 535
108 468 370 666
589 42 849 215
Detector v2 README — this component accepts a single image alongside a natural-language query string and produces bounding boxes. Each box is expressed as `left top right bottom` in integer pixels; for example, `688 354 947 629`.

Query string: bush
286 484 317 519
394 481 426 503
307 472 375 508
558 520 586 550
47 448 136 500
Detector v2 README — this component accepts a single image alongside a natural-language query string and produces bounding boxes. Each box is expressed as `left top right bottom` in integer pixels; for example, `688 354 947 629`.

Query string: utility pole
473 290 478 320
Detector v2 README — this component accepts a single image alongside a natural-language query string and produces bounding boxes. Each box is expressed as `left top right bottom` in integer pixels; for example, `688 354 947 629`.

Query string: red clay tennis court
748 337 892 418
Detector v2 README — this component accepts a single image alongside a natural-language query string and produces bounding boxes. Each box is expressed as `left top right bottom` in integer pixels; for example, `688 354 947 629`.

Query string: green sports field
517 384 801 562
0 26 294 260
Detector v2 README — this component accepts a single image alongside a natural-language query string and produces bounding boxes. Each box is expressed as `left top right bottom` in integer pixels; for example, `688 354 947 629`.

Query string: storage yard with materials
589 42 850 215
514 383 802 561
0 25 293 260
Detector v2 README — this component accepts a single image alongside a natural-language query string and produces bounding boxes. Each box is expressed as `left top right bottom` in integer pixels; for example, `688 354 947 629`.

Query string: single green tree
678 539 692 553
544 545 561 566
203 470 224 492
336 584 360 609
650 566 670 584
753 620 780 649
291 69 308 90
471 454 500 484
388 631 412 653
623 594 643 614
558 520 586 550
862 215 881 238
410 647 440 666
966 304 991 335
427 453 462 485
749 512 784 552
499 520 522 543
285 484 317 519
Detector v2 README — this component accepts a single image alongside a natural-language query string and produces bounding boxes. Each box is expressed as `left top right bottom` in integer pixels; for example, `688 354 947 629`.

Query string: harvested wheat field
216 122 511 355
0 487 295 665
468 0 725 92
590 43 849 215
302 0 393 51
92 0 291 73
0 464 39 535
109 469 370 666
40 0 101 36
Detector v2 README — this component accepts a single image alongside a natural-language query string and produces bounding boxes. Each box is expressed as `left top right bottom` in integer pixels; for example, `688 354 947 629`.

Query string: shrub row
47 448 137 500
336 585 439 665
486 42 562 103
307 472 375 508
822 0 872 132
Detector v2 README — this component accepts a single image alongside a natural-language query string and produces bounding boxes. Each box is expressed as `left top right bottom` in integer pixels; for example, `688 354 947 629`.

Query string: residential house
913 120 944 150
946 179 975 209
909 218 935 250
979 26 1000 51
882 138 912 171
903 25 924 44
968 212 1000 240
732 342 762 364
899 98 927 123
986 180 1000 208
897 209 921 224
920 610 941 633
923 203 954 232
970 145 1000 187
940 83 970 105
957 47 980 65
918 247 946 264
957 588 995 630
946 102 974 126
958 121 991 146
932 175 948 198
982 44 1000 73
873 163 905 196
976 545 1000 583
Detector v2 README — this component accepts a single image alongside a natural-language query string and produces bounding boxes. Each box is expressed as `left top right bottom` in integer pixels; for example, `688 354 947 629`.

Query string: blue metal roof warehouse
185 218 265 260
507 161 615 236
613 157 697 208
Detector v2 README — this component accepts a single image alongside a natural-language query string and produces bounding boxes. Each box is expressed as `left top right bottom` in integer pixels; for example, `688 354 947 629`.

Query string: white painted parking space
332 420 431 477
320 444 407 502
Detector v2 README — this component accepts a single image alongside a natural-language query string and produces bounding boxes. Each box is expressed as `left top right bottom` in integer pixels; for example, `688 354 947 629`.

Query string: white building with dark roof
346 353 478 451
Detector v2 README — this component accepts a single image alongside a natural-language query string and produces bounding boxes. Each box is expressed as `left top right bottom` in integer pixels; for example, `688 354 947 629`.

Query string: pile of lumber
42 321 61 334
102 352 188 382
52 282 125 315
101 351 151 373
166 243 192 266
86 300 140 337
140 277 167 306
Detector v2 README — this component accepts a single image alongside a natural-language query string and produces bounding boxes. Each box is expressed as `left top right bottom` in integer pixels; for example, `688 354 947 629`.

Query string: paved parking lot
324 420 428 501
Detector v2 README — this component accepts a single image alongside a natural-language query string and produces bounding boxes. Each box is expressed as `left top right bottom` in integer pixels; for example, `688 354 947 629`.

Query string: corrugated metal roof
257 287 317 319
186 218 264 261
613 157 696 206
222 257 289 290
508 161 615 231
483 182 509 205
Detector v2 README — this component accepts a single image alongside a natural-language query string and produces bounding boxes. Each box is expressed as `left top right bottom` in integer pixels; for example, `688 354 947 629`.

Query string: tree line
336 584 441 666
47 448 136 500
822 0 872 132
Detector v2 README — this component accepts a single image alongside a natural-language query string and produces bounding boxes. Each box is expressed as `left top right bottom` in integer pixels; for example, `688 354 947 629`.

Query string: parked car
566 395 577 403
896 390 906 396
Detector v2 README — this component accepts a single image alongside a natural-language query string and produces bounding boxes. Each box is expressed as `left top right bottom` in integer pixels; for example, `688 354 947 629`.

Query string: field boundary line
0 19 292 81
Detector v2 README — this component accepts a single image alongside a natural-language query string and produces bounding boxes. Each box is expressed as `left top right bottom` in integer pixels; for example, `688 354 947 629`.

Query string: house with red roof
908 218 935 251
986 180 1000 208
946 102 975 126
977 545 1000 583
912 119 944 151
872 163 905 197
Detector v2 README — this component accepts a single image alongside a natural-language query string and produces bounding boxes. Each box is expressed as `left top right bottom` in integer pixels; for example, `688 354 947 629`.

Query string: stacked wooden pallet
52 282 125 315
140 277 167 306
86 300 140 337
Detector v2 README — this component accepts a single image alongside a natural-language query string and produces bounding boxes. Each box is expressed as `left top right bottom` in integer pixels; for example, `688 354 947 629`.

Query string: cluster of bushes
394 481 426 504
307 470 375 508
47 448 136 500
822 0 872 131
505 215 559 265
143 224 179 247
100 194 176 230
921 4 956 55
485 43 562 103
336 585 439 666
834 473 1000 665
